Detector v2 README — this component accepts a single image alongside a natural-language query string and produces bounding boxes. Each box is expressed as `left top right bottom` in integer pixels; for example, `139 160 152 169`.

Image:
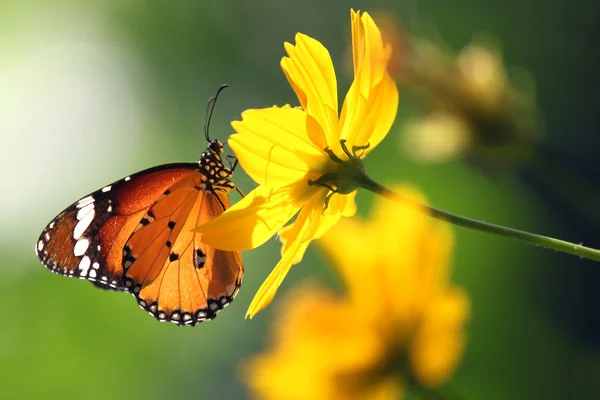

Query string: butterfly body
35 140 243 326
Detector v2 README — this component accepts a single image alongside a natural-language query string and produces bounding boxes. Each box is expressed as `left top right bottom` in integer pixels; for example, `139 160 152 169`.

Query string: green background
2 1 600 399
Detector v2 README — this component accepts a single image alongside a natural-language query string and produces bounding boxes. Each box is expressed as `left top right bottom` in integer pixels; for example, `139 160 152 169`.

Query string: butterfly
34 86 243 326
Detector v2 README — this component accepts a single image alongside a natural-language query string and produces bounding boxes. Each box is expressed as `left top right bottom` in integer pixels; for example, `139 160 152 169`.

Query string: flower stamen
307 175 341 210
323 147 345 163
330 139 372 162
339 139 355 159
351 142 371 158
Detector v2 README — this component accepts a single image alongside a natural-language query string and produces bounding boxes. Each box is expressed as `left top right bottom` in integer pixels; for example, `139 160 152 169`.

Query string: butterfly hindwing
36 138 243 326
35 164 198 291
123 172 244 326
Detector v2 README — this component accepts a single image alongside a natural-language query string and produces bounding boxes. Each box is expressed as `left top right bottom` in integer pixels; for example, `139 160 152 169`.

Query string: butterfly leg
225 154 238 173
212 190 228 212
235 186 245 198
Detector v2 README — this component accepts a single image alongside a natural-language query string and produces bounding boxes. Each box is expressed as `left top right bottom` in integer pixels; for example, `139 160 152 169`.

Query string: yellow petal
340 11 398 152
277 229 310 266
367 186 453 313
281 33 339 150
351 11 388 93
313 190 357 239
413 220 454 304
317 216 373 298
244 284 398 400
410 287 470 386
319 185 456 323
350 9 364 76
351 74 398 154
279 191 356 265
194 183 314 251
230 106 327 187
247 190 328 317
366 187 431 313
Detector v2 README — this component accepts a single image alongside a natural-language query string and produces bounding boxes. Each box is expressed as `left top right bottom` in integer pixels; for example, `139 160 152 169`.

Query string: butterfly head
198 139 235 194
207 139 224 155
199 85 239 194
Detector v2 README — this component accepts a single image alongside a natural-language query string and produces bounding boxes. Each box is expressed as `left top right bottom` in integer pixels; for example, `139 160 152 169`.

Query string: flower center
308 140 370 208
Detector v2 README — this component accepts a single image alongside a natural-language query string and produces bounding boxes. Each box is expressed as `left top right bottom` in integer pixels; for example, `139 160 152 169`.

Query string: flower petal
247 189 328 317
312 190 357 239
230 106 327 187
340 11 398 153
352 74 399 154
194 183 314 251
318 185 455 324
281 33 339 150
317 214 381 320
411 287 470 386
279 191 357 265
317 216 371 290
243 284 399 400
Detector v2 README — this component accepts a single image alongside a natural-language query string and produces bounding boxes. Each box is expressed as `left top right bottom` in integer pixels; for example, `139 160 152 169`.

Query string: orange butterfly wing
122 172 243 325
36 164 200 290
36 139 242 326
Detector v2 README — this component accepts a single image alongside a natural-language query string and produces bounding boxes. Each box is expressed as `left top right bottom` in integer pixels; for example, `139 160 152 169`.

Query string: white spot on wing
76 196 94 209
37 240 44 252
124 176 131 182
73 238 90 256
101 185 112 192
73 208 95 239
88 269 97 279
78 256 91 276
76 203 94 221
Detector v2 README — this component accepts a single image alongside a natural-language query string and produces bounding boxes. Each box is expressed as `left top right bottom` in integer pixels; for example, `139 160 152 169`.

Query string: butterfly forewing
123 172 243 326
36 138 243 326
35 164 198 291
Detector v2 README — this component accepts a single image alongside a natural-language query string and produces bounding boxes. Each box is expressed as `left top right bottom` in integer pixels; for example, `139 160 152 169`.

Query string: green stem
353 170 600 262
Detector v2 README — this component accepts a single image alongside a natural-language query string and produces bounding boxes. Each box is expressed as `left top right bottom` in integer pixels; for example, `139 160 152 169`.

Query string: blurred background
1 0 600 399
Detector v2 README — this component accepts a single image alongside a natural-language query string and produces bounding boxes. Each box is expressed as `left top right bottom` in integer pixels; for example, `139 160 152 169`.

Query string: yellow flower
396 34 542 166
194 10 399 318
242 186 470 400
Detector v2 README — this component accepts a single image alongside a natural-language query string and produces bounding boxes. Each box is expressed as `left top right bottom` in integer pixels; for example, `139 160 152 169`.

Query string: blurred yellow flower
403 112 472 163
367 12 541 167
243 187 470 400
195 10 399 318
400 36 542 167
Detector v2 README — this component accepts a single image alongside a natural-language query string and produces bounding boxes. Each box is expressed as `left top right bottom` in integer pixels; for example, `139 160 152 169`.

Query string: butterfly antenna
204 84 229 142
